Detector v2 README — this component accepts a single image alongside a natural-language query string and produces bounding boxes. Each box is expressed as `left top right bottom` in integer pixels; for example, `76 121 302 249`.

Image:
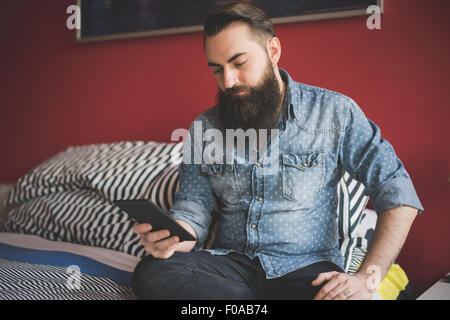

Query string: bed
0 141 414 300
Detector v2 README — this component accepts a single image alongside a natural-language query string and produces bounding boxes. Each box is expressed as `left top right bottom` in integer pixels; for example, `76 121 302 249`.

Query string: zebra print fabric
146 165 180 212
7 141 183 205
0 259 135 300
337 172 371 272
3 141 183 258
348 247 367 274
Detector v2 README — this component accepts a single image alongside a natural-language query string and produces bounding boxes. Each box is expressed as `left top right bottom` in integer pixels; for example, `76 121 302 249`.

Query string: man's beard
216 64 282 131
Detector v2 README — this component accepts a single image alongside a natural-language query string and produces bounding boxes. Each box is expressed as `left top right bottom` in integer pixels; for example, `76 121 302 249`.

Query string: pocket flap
282 152 324 170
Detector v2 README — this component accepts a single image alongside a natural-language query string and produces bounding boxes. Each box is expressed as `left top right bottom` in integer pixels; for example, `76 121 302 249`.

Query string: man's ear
267 36 281 67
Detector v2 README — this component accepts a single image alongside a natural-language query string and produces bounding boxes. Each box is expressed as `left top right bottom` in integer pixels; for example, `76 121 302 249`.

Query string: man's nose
223 68 239 90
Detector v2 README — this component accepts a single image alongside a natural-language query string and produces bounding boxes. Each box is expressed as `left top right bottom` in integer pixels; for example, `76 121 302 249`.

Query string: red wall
1 0 449 296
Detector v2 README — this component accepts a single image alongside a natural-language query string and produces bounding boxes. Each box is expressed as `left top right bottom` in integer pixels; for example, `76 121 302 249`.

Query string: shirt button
257 197 263 202
251 223 257 229
256 163 261 167
302 162 308 167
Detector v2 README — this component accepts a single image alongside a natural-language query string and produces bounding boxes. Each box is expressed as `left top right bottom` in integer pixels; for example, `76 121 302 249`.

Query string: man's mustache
224 86 251 96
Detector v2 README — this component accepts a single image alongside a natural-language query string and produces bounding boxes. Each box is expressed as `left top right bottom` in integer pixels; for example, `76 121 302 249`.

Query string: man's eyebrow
207 52 247 67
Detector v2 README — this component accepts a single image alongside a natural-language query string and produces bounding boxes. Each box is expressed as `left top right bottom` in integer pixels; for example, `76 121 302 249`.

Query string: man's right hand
133 220 197 259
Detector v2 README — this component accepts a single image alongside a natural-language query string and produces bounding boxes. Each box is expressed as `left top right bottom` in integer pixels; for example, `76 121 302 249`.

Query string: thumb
311 271 339 286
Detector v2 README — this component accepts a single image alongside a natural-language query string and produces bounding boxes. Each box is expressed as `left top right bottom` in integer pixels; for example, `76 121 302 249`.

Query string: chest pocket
281 151 325 208
201 163 243 205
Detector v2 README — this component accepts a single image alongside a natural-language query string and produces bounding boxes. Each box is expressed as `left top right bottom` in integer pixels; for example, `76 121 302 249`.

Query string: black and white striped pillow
146 165 180 213
4 189 146 256
337 172 371 272
346 209 378 274
3 141 183 257
7 141 183 205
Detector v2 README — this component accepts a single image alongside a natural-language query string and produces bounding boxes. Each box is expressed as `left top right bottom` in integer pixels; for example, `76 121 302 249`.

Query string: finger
335 288 353 300
325 281 351 300
153 236 180 251
133 223 152 234
311 271 339 286
313 274 345 300
140 229 171 247
145 229 171 243
151 239 180 259
345 291 359 300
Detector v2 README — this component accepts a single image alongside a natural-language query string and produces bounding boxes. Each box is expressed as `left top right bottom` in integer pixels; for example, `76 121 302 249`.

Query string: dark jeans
132 250 343 300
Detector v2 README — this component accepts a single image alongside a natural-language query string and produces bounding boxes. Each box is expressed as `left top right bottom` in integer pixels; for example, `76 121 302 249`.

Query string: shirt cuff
169 199 212 249
369 176 424 215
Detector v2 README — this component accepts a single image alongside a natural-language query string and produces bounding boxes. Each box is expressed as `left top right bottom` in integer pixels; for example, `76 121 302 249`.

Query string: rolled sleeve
170 198 213 248
339 98 424 215
369 176 424 215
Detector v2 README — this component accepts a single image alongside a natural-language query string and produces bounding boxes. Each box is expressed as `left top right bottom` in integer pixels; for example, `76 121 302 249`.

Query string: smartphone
114 199 196 242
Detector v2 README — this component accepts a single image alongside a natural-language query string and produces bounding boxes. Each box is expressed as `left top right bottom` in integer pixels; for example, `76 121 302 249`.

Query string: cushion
3 141 183 257
336 171 370 272
6 141 183 205
146 164 180 212
4 189 144 256
0 183 15 228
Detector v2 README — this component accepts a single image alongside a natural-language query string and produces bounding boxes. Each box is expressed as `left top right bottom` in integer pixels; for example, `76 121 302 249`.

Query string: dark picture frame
76 0 384 43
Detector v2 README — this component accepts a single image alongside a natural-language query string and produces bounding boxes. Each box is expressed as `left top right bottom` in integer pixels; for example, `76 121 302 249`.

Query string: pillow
146 165 180 213
3 141 184 257
4 189 145 256
6 141 183 205
345 209 376 275
336 171 370 272
0 183 15 228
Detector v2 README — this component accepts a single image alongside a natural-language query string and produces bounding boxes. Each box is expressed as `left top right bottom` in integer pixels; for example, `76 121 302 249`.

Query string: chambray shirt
169 69 423 279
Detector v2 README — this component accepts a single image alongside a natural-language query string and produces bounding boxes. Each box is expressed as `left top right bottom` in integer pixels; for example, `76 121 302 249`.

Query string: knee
131 255 187 300
132 255 167 299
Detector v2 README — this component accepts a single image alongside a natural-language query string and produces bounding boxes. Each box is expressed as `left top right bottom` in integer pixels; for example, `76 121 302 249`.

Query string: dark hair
203 2 275 47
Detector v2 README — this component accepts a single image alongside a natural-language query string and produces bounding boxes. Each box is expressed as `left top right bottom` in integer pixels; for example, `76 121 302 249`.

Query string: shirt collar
278 68 297 124
279 68 298 121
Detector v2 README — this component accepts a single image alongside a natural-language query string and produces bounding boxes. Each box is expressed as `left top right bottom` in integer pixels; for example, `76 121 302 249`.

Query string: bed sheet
0 232 140 300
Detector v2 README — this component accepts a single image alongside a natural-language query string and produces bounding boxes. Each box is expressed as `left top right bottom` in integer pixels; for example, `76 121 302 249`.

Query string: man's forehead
205 23 264 59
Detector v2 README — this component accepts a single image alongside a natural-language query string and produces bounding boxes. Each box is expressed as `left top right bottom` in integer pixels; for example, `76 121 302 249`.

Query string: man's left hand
312 271 375 300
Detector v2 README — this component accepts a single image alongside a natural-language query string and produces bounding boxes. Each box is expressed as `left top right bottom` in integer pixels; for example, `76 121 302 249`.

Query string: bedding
0 232 138 300
0 140 414 300
0 259 134 300
3 141 183 257
336 171 370 273
0 183 14 228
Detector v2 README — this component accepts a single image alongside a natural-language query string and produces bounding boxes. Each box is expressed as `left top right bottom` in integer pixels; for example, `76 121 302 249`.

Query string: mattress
0 232 140 300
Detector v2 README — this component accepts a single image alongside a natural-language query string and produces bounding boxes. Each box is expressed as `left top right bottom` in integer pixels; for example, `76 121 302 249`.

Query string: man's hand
312 272 375 300
133 220 197 259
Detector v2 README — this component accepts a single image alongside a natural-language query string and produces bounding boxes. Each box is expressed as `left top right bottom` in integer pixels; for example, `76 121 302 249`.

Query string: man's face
205 23 282 130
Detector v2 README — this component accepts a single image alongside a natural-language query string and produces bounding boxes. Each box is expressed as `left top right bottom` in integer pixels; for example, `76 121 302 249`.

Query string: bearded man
131 3 423 300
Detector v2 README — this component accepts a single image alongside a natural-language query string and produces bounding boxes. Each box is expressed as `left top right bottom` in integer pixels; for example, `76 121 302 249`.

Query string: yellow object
376 263 409 300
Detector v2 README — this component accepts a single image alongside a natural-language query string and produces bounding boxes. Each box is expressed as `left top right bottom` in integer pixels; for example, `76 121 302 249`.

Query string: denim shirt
169 69 424 279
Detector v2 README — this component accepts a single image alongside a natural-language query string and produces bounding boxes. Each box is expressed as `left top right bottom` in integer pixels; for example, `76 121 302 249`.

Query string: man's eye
213 69 222 74
235 60 247 67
